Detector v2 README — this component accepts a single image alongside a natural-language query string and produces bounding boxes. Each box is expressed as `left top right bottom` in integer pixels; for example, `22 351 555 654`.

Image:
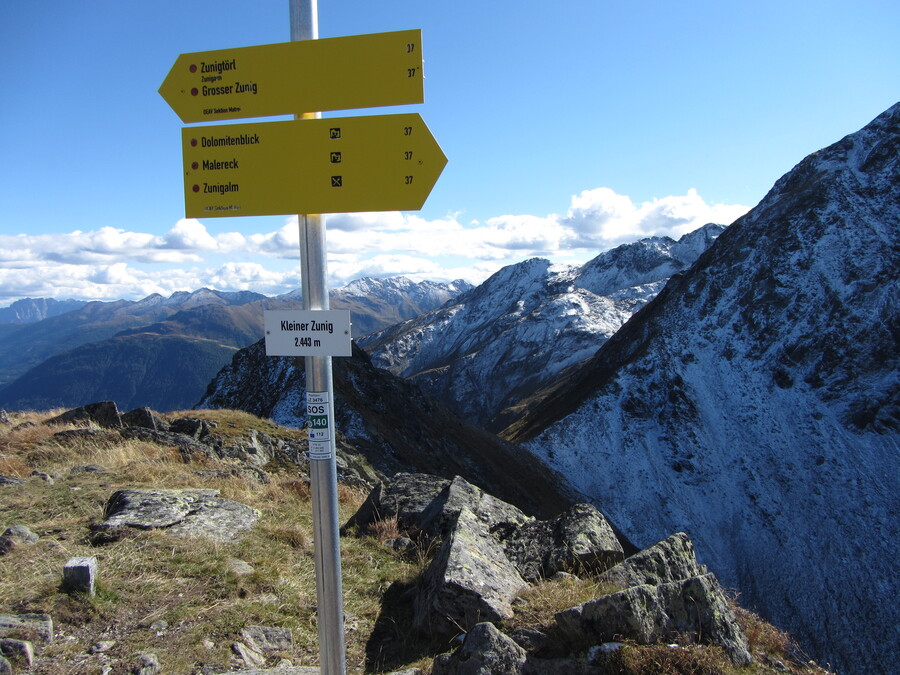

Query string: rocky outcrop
351 474 752 672
432 622 527 675
37 400 380 488
414 506 527 635
93 488 259 543
556 574 752 665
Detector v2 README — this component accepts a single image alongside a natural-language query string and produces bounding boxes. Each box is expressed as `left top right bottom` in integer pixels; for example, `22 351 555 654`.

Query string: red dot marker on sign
191 161 199 170
191 88 199 96
192 185 200 193
190 139 198 147
189 64 197 73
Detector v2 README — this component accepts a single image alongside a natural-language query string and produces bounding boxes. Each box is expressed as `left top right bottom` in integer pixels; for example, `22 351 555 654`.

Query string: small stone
201 638 215 650
0 525 38 555
63 556 98 596
226 558 255 576
149 620 168 632
231 641 265 669
31 471 54 484
0 613 54 642
89 640 116 654
131 651 160 675
0 639 34 667
241 625 293 652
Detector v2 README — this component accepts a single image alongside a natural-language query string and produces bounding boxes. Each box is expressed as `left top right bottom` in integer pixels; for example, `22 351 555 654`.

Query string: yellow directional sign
159 30 424 123
181 113 447 217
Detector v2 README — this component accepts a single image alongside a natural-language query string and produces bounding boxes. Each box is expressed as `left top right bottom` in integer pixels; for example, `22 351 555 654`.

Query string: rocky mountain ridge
361 225 724 430
507 103 900 674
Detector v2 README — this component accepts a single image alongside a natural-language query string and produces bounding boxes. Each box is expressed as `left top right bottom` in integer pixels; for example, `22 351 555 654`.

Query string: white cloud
160 219 219 250
0 187 750 305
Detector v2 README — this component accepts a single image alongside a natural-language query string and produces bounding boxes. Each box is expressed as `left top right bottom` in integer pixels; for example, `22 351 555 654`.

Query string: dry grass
367 514 402 542
0 409 407 674
505 575 621 634
605 642 728 675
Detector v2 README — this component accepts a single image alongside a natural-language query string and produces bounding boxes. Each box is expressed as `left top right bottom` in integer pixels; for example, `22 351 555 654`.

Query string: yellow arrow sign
159 30 424 123
181 113 447 217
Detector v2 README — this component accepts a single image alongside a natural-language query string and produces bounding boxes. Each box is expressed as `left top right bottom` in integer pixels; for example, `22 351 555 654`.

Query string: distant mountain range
0 278 471 412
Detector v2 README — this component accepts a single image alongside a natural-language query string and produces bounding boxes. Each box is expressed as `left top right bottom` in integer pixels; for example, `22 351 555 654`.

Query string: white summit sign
264 309 352 357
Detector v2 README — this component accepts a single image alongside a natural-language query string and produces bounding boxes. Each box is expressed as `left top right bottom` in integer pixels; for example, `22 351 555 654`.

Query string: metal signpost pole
289 1 347 674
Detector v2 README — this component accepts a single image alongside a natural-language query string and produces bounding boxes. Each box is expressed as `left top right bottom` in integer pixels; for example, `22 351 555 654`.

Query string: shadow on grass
364 579 453 673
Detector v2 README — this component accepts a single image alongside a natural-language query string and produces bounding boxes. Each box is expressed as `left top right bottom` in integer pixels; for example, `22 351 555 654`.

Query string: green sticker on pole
306 391 333 461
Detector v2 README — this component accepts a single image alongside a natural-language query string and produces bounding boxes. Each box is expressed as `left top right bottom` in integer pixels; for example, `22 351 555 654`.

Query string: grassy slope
0 410 833 674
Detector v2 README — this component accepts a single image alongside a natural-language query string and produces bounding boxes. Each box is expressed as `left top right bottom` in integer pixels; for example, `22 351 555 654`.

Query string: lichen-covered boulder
599 532 705 588
414 507 526 637
555 573 752 666
95 488 259 543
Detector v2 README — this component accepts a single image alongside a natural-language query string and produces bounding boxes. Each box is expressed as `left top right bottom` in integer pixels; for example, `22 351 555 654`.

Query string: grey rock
502 503 623 581
232 641 265 669
342 473 451 534
0 613 53 642
414 507 526 637
227 558 255 576
432 622 527 675
47 401 123 429
417 475 531 540
89 640 116 653
96 488 259 543
0 655 10 675
0 639 34 667
555 573 752 665
168 416 212 440
241 625 292 652
30 470 54 483
216 428 272 467
63 556 98 596
507 628 550 653
0 525 38 555
0 410 9 425
122 407 169 432
131 651 160 675
0 475 24 486
599 532 705 588
68 463 108 474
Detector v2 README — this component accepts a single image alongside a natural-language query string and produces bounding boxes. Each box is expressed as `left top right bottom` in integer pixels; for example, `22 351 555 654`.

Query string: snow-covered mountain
0 297 87 324
361 225 724 430
329 276 472 337
506 104 900 674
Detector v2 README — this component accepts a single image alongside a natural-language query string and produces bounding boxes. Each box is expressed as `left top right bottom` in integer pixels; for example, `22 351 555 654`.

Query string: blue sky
0 1 896 305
